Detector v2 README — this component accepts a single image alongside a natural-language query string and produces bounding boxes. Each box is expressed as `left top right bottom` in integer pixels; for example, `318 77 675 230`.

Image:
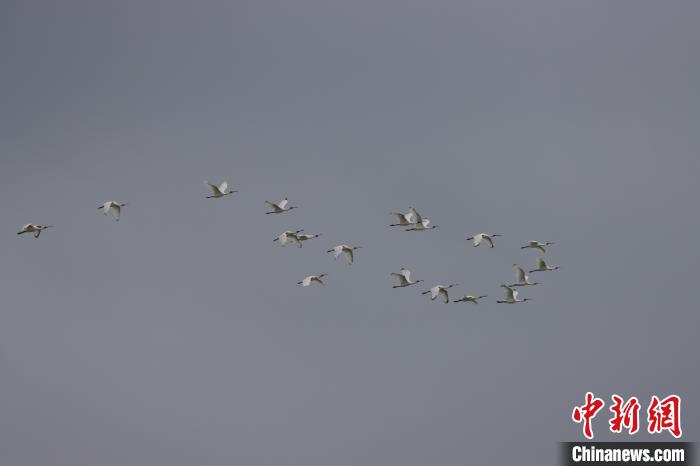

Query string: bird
453 295 487 304
407 206 423 224
421 284 458 303
265 197 298 214
298 274 327 287
98 201 127 221
521 240 554 254
405 218 438 231
465 232 502 248
497 285 531 304
390 268 424 288
511 264 540 287
389 211 415 227
17 224 53 238
326 244 362 264
273 230 303 247
530 258 559 273
295 231 321 244
205 181 237 199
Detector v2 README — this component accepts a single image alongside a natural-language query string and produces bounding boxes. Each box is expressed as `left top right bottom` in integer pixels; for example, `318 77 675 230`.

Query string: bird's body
390 268 423 288
298 274 327 287
466 232 502 248
530 258 559 273
296 232 321 244
98 201 127 221
511 265 540 287
273 230 303 247
453 295 487 304
327 244 361 264
497 285 531 304
206 181 237 198
521 240 554 254
265 197 298 214
405 218 438 231
421 284 458 303
17 224 53 238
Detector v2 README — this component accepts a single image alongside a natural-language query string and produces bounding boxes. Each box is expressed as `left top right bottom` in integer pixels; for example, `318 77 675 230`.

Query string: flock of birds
17 181 560 305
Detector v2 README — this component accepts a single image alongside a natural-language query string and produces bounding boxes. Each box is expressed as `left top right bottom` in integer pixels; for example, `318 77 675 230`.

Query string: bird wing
473 234 482 246
289 234 302 248
515 266 526 283
537 258 546 269
408 207 422 224
502 285 515 300
207 182 221 195
536 245 546 254
430 287 440 299
301 276 312 286
483 235 494 248
512 289 519 301
110 204 121 220
278 198 288 209
439 288 449 303
219 181 228 193
278 232 288 245
391 213 408 224
401 269 412 282
312 276 325 286
342 247 354 264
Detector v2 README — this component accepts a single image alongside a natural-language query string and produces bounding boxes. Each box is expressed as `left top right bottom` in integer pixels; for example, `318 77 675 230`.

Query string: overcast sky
1 1 698 465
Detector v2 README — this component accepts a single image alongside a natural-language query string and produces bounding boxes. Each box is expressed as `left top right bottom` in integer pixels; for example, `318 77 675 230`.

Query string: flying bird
530 258 559 273
17 224 53 238
206 181 237 199
273 230 303 247
98 201 127 221
389 208 420 226
421 284 458 303
296 232 321 244
453 295 488 304
390 268 424 288
298 274 327 287
497 285 531 304
521 240 554 254
405 218 438 231
465 232 502 248
511 265 540 287
326 244 362 264
265 197 298 214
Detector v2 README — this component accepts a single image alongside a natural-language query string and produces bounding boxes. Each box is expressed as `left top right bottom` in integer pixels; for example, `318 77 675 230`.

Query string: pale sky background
0 1 698 465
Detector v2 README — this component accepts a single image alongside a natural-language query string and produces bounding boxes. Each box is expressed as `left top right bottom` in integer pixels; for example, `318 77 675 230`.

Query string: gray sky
1 1 698 465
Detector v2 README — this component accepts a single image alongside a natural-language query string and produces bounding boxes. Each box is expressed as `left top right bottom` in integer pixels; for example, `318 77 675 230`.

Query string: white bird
17 224 53 238
453 295 487 304
295 231 321 244
206 181 237 199
298 274 327 287
326 244 362 264
390 268 424 288
511 264 540 287
405 218 438 231
407 206 423 224
497 285 531 304
273 229 303 247
421 284 458 303
530 258 559 273
465 232 502 248
389 211 414 227
521 240 554 254
98 201 127 221
265 197 298 214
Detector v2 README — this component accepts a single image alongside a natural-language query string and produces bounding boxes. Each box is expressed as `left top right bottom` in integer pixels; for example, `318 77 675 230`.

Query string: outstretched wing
219 181 228 193
278 198 288 209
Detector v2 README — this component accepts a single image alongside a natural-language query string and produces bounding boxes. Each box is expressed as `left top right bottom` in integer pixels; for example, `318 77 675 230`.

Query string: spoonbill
465 233 502 248
206 181 237 198
530 258 559 273
521 240 554 254
98 201 127 221
273 230 303 247
421 284 458 303
453 295 487 304
298 274 327 287
326 244 362 264
511 265 540 287
497 285 531 304
17 224 53 238
405 218 438 231
390 268 423 288
265 197 298 214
